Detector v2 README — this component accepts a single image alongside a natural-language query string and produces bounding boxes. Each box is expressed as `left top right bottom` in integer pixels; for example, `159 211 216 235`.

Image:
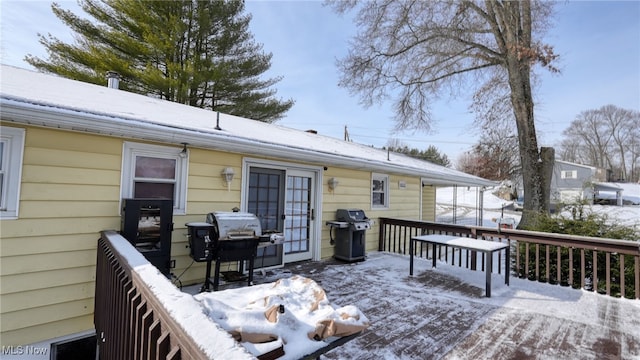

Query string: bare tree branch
328 0 560 225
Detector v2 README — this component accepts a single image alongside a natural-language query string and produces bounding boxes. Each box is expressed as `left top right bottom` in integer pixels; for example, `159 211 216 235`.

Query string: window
561 170 577 179
121 142 188 214
371 173 389 209
0 127 25 219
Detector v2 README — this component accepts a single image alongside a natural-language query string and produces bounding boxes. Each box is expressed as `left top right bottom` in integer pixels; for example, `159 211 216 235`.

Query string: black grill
326 209 372 262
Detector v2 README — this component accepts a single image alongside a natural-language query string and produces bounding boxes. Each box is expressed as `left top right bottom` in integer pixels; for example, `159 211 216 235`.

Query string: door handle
311 208 315 220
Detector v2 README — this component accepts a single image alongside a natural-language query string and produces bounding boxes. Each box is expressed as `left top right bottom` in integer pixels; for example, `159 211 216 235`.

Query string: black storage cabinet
121 198 173 277
186 222 217 262
334 227 366 262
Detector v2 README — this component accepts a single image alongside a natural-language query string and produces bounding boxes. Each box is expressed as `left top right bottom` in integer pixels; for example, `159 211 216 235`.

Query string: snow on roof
0 65 494 187
555 159 597 170
595 182 640 205
594 182 624 191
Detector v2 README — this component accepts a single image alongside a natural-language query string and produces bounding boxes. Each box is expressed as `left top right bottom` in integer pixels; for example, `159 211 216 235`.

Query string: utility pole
344 125 351 142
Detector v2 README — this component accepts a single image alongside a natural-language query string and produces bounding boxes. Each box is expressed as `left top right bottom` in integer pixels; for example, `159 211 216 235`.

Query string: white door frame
283 168 316 263
241 158 323 262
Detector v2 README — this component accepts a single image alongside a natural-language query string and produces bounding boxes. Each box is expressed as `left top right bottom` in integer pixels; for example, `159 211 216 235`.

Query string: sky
1 1 639 164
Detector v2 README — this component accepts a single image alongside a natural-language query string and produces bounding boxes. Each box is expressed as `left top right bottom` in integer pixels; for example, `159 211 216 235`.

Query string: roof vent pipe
106 71 120 89
215 111 222 130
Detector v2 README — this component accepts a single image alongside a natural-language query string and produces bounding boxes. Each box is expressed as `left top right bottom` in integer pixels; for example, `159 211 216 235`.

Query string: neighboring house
550 160 598 204
552 161 630 206
0 65 494 354
512 160 625 206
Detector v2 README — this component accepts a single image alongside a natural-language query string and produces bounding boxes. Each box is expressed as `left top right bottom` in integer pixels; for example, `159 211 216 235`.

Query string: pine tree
386 145 451 167
26 0 293 123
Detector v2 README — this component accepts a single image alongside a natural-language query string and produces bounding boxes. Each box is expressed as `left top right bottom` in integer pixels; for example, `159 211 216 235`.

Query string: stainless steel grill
187 211 284 292
206 211 285 245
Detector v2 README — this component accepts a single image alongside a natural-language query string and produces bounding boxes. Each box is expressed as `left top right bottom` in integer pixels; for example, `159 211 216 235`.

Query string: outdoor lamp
328 177 339 191
222 167 235 191
179 143 188 158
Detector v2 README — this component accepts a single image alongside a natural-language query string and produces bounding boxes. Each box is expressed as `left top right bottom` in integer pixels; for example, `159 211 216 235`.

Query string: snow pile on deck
103 231 255 359
194 275 369 359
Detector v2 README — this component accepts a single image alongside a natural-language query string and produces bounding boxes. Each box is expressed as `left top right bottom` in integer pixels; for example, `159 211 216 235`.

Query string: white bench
410 234 510 297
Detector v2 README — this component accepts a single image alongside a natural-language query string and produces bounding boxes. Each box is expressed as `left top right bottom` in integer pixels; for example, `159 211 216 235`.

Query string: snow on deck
249 252 640 359
413 234 509 251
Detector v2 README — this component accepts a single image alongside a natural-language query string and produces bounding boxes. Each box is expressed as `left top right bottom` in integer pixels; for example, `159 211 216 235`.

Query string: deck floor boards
211 252 639 360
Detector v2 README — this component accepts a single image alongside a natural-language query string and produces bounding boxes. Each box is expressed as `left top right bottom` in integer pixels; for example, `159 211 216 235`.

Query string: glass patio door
246 166 316 266
247 167 285 268
283 169 315 263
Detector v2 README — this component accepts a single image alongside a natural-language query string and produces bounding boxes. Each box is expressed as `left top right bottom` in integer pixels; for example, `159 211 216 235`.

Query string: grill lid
206 211 262 239
336 209 368 223
327 208 373 230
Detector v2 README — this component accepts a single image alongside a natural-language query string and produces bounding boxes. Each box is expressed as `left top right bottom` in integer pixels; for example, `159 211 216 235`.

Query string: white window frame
120 142 188 214
561 170 577 179
0 127 25 219
371 172 389 209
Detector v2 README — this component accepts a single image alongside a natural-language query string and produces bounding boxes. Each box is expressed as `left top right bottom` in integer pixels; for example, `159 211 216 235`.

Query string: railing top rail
99 230 255 360
99 230 149 278
378 218 640 255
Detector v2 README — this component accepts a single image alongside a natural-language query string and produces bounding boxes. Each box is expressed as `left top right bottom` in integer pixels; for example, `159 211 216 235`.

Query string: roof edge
1 97 495 187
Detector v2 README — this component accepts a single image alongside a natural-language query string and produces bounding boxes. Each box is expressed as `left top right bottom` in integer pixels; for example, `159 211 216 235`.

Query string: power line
348 132 476 146
277 120 477 146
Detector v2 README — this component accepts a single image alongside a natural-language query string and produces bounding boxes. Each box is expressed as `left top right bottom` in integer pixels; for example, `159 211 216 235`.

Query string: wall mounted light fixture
179 143 188 158
222 167 235 191
328 177 339 191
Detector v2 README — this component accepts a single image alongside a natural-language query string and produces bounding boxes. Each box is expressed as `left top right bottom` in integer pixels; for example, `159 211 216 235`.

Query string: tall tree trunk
491 0 553 229
540 147 555 212
508 62 546 228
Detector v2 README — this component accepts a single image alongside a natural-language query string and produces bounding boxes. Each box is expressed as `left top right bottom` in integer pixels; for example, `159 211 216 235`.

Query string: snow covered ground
435 186 640 232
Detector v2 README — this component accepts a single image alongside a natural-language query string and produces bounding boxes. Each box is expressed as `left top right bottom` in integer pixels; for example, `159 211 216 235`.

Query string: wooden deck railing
95 230 254 360
378 218 640 299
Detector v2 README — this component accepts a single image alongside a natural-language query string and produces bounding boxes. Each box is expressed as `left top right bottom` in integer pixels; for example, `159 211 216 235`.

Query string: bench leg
505 246 510 286
409 239 414 276
432 243 437 268
486 252 492 297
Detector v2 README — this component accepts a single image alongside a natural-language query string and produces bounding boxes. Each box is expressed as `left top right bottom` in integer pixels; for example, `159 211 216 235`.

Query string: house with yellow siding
0 65 493 357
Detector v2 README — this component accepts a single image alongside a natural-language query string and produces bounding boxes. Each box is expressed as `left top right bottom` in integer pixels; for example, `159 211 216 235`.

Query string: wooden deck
234 252 640 360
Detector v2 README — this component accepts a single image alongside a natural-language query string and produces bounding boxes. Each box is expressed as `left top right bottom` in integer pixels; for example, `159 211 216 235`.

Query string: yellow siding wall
422 185 436 221
320 169 422 259
171 149 245 287
1 125 122 346
0 125 248 346
0 123 425 347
